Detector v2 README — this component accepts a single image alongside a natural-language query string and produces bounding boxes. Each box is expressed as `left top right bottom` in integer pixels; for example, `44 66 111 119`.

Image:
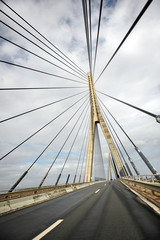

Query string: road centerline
32 219 64 240
95 189 100 194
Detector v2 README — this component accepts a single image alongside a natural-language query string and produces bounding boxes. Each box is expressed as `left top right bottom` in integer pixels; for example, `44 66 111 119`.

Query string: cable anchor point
156 115 160 123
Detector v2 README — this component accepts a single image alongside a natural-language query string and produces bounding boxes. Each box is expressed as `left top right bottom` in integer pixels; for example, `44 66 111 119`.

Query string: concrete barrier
0 181 102 216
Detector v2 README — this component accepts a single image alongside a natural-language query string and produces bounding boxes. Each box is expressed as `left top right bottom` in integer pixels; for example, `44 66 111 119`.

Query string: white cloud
0 0 160 191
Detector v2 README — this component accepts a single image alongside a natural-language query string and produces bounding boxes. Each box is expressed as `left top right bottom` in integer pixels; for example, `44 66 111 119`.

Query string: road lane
0 181 160 240
42 181 160 240
0 181 106 240
32 219 64 240
42 181 110 240
94 189 100 194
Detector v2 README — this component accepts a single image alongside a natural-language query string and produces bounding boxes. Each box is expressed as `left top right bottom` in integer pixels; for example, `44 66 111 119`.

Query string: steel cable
97 90 158 120
82 0 92 73
1 0 86 76
0 60 88 85
95 0 153 84
0 90 87 123
0 92 88 161
53 102 90 186
0 22 87 81
99 102 132 176
8 95 89 192
0 86 87 91
93 0 103 78
0 36 87 82
73 113 90 183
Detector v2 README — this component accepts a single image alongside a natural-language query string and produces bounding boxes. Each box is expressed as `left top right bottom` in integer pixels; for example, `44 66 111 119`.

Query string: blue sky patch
104 0 117 8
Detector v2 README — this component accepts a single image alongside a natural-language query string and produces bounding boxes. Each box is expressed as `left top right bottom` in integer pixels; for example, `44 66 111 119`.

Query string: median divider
0 181 102 216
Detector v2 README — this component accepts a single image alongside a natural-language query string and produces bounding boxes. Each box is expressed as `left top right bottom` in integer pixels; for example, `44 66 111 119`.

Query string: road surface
0 180 160 240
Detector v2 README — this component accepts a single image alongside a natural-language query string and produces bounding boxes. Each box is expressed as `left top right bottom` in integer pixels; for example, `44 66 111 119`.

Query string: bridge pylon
84 73 127 182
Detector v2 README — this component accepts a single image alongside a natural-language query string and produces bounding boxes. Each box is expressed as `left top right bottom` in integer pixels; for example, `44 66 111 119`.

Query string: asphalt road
0 181 160 240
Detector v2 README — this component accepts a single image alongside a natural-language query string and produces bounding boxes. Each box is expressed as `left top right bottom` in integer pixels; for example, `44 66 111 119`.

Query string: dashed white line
95 189 100 194
32 219 64 240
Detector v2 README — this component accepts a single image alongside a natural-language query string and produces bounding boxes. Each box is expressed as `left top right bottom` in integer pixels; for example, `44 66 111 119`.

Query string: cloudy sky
0 0 160 191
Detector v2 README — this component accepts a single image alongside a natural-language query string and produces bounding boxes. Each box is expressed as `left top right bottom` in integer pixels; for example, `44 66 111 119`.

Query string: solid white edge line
121 181 160 215
95 189 100 194
32 219 64 240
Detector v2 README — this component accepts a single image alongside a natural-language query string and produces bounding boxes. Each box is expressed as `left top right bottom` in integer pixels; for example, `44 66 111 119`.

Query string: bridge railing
0 183 85 202
120 175 160 208
0 181 102 203
122 174 160 183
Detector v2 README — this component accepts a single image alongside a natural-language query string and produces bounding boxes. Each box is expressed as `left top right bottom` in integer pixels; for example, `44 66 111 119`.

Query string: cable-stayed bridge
0 0 160 239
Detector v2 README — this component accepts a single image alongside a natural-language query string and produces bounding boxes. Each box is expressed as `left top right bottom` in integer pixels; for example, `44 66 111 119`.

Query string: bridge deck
0 180 160 240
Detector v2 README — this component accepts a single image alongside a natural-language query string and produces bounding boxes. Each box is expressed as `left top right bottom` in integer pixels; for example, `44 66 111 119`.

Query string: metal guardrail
0 183 84 202
120 175 160 208
121 178 160 193
0 181 105 216
123 174 160 183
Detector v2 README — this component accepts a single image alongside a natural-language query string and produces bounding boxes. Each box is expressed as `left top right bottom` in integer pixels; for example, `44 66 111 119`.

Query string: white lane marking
95 189 100 194
32 219 64 240
121 182 160 215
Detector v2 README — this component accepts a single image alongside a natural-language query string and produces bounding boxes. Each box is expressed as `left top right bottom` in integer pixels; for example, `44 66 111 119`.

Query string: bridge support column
108 152 112 180
84 119 95 182
84 73 127 182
